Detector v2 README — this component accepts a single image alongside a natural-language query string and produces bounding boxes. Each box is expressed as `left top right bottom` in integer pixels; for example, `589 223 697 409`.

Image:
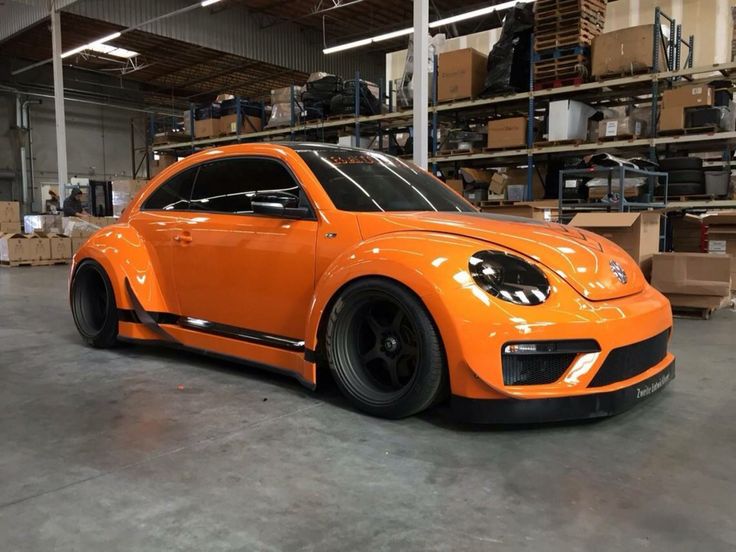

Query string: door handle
173 234 192 243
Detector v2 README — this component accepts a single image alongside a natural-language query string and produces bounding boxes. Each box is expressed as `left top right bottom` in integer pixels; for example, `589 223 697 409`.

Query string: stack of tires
656 157 704 198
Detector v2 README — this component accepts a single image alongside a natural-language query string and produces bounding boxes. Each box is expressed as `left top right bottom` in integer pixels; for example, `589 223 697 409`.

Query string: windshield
297 149 475 212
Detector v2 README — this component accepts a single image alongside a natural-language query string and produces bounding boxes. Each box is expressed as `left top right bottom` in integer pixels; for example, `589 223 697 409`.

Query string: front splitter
451 360 675 424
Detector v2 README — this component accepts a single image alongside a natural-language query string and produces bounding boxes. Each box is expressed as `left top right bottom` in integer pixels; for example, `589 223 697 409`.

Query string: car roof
196 142 373 156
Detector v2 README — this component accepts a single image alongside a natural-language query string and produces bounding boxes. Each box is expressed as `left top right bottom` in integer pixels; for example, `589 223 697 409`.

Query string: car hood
356 211 646 301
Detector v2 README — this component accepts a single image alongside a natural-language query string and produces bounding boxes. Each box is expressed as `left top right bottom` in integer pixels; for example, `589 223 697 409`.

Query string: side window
143 167 197 211
189 158 304 214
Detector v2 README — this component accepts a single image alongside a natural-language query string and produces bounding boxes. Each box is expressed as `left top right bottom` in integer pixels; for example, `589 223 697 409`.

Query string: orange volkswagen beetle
69 143 674 422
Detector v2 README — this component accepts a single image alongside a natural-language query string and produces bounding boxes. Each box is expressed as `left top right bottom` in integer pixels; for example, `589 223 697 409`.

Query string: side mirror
252 201 285 216
252 201 310 219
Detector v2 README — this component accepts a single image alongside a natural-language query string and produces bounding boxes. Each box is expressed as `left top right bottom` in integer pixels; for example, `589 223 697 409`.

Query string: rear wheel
325 278 447 419
70 260 118 348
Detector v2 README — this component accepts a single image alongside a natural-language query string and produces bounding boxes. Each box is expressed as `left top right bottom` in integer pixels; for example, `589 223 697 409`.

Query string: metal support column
51 3 68 202
431 54 438 175
412 0 429 169
354 70 361 144
527 33 535 200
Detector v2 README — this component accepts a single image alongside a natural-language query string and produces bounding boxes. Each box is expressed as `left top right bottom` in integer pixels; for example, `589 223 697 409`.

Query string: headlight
468 251 550 305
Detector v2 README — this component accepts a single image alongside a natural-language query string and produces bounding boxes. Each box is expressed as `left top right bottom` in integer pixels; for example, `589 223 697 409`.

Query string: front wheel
325 278 447 419
70 260 119 348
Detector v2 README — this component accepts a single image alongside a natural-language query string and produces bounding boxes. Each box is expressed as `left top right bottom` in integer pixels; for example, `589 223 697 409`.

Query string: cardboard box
445 179 464 195
194 118 219 138
588 185 640 200
592 25 667 77
489 168 545 199
151 152 178 177
659 107 685 132
487 117 527 149
569 212 661 277
481 200 559 222
703 211 736 288
34 231 72 260
0 201 20 223
597 117 644 138
437 48 487 102
71 236 88 255
0 233 28 262
26 234 51 261
662 84 713 110
548 100 596 141
219 114 263 135
670 213 705 252
651 253 731 296
0 222 21 233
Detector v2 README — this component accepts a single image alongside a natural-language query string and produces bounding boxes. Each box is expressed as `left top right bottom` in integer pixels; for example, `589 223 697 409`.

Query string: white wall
0 92 145 211
386 0 736 83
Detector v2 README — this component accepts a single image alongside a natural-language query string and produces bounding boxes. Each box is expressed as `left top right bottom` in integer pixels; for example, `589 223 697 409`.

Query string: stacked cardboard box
669 213 705 252
0 232 71 265
703 212 736 289
112 179 148 217
0 201 21 233
569 212 661 278
486 117 528 150
651 252 732 312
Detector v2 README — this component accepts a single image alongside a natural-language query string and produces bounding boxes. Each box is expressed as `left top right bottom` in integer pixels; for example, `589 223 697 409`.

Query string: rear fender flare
71 224 171 314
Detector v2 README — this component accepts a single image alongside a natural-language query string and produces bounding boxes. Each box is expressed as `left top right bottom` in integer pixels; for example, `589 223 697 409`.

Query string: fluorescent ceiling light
88 43 139 59
201 0 222 6
61 32 122 59
323 38 372 54
323 0 535 54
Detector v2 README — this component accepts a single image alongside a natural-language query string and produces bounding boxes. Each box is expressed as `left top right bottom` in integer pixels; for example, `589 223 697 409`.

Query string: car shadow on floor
92 339 672 433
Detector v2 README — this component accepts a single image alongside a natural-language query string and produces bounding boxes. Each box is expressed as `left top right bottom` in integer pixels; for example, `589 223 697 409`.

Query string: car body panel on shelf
70 143 675 422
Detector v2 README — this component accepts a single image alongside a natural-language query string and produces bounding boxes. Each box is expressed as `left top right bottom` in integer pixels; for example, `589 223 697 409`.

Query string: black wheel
668 169 704 184
656 182 705 197
70 260 119 348
659 157 703 171
325 278 447 419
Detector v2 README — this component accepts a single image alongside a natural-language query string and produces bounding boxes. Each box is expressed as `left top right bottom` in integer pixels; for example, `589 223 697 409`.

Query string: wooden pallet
0 259 70 268
656 194 716 202
535 0 607 13
533 138 585 147
533 44 590 61
535 10 605 29
483 145 528 152
658 125 720 136
535 2 606 22
672 306 715 320
594 67 652 81
534 62 590 82
533 75 586 90
596 134 640 142
535 30 599 50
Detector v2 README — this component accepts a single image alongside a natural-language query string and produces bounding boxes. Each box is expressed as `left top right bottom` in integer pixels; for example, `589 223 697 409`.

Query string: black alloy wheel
326 278 447 419
70 260 119 348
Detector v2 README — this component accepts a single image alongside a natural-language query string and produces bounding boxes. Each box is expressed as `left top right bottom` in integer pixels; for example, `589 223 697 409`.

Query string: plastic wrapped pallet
267 102 297 128
112 179 148 217
23 214 63 234
481 3 534 95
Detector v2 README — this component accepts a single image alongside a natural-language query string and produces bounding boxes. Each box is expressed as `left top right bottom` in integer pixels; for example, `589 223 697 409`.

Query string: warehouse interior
1 0 735 550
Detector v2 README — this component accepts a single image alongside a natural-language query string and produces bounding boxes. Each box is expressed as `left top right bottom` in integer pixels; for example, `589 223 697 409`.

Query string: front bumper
451 358 675 424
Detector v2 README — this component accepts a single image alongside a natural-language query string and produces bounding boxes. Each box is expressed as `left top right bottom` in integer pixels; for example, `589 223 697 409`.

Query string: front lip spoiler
451 360 675 424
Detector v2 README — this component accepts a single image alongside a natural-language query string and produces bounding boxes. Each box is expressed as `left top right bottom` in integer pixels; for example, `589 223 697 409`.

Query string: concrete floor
1 265 735 551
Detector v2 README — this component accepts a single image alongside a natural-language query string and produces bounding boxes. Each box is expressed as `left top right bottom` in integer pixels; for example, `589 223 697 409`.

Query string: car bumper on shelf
451 359 675 424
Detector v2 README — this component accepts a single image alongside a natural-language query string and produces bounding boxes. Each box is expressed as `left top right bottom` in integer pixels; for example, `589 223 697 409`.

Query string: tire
70 260 119 348
659 157 703 171
667 169 704 184
325 278 447 419
655 182 705 197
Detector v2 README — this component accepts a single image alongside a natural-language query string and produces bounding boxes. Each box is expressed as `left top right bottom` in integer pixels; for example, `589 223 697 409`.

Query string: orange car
69 143 675 422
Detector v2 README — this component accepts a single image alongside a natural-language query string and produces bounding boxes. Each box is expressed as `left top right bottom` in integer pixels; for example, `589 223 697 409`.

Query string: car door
169 156 318 342
127 165 199 314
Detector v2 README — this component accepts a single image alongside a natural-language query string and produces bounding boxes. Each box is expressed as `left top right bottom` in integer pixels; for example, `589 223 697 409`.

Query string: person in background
45 190 60 213
62 187 89 217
